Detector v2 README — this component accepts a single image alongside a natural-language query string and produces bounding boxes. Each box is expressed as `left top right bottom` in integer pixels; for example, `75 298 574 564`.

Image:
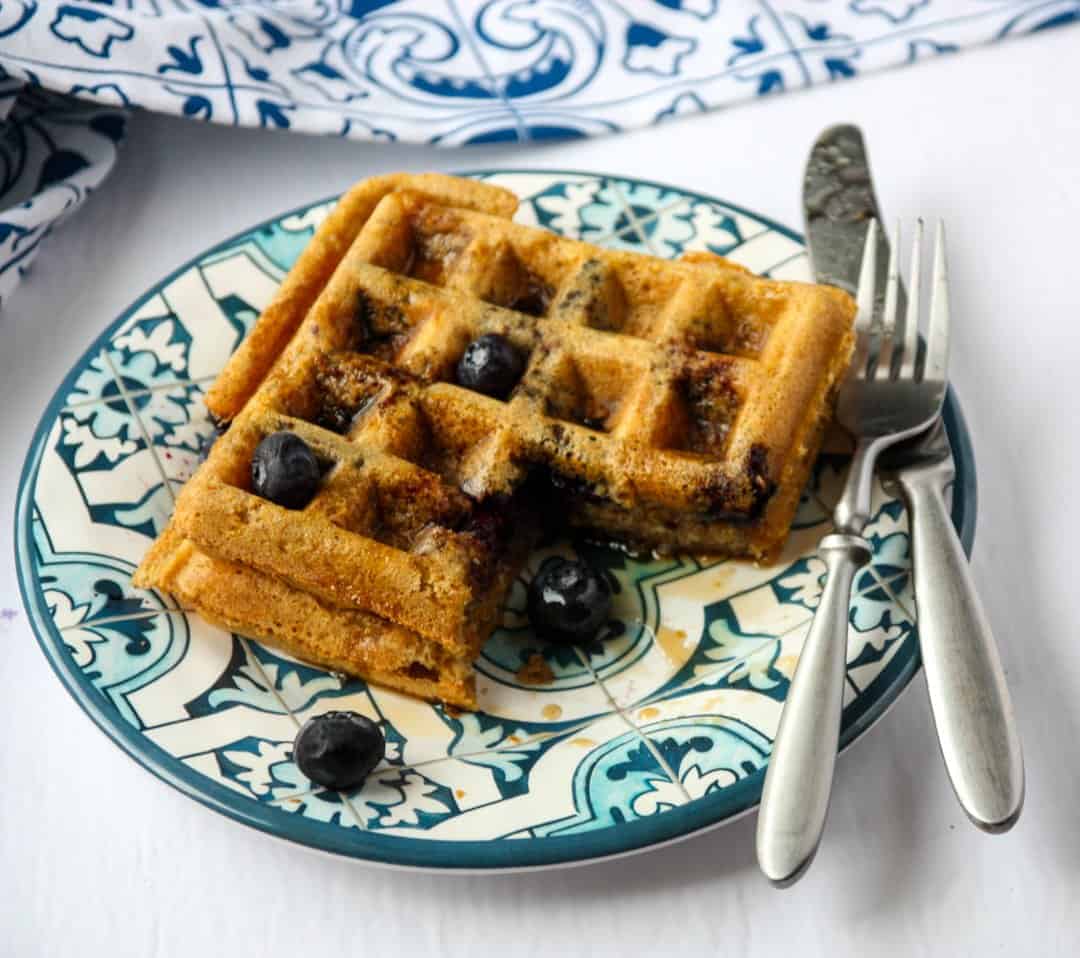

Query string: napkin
1 0 1077 306
0 79 123 308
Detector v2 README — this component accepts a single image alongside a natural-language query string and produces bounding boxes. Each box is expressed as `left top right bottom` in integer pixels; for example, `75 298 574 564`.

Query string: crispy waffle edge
134 526 479 709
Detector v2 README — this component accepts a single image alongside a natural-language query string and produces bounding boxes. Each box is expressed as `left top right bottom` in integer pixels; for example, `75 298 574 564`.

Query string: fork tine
873 219 901 379
898 219 923 379
923 220 950 382
852 219 878 378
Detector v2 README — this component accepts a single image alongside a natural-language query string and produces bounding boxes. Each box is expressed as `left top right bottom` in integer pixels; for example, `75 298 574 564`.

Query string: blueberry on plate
527 557 613 644
293 711 386 790
250 431 321 509
455 333 525 399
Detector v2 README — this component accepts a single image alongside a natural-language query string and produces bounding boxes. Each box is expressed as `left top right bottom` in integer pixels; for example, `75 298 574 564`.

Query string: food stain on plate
776 653 799 677
516 653 555 686
655 625 690 665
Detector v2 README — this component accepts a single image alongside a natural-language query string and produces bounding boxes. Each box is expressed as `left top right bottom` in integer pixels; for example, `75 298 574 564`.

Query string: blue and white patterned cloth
0 79 124 307
1 0 1078 306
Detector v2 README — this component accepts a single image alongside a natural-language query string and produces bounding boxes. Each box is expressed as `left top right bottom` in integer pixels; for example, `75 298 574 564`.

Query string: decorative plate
15 170 975 871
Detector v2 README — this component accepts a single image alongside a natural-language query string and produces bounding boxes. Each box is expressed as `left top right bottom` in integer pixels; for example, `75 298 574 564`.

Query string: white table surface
2 24 1078 957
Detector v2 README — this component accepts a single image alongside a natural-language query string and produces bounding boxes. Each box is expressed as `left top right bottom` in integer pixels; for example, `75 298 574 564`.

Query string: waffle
138 527 482 708
135 172 855 706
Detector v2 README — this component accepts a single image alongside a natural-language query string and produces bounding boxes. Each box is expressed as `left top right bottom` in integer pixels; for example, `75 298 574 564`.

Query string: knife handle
897 463 1024 832
756 533 871 886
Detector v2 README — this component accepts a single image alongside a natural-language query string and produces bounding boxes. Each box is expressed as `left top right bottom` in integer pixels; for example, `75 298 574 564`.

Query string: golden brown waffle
135 172 855 705
139 528 481 708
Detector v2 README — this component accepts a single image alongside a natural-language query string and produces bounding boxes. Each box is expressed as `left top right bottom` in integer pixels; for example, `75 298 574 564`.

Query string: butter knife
803 125 1023 832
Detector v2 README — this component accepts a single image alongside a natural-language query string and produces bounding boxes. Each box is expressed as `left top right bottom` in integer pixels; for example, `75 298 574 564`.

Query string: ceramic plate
14 170 976 871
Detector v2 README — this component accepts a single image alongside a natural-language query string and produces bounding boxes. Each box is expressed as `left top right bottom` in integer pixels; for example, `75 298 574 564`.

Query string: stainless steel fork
756 219 951 887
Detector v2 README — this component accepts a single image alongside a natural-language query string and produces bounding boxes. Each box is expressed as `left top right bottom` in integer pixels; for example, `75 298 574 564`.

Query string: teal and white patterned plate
14 170 976 871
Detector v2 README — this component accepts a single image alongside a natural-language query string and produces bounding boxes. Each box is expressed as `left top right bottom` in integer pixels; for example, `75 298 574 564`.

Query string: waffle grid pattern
141 175 853 695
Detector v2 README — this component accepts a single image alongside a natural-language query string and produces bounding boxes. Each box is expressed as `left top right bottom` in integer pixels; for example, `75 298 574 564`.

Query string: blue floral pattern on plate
14 170 977 870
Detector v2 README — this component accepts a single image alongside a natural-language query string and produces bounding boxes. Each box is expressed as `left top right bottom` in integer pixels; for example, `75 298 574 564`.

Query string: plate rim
13 168 977 871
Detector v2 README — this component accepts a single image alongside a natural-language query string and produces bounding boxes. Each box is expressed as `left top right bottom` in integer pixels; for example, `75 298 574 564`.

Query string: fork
756 219 950 887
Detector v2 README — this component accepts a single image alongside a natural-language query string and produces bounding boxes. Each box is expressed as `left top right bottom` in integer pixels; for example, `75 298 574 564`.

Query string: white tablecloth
2 24 1077 957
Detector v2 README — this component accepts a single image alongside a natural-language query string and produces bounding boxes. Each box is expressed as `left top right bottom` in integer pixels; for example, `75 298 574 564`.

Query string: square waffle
134 173 855 707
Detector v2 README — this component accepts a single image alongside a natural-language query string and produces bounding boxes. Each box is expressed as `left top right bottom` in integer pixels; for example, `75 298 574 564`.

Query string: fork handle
897 463 1024 832
756 533 872 886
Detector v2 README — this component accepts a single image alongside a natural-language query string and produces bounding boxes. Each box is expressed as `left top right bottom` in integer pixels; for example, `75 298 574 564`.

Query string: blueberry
455 333 525 399
527 558 612 644
250 431 321 509
293 711 386 790
460 499 510 550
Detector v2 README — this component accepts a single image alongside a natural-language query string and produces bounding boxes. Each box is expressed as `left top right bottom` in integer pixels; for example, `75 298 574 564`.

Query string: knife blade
802 125 1024 833
804 124 890 300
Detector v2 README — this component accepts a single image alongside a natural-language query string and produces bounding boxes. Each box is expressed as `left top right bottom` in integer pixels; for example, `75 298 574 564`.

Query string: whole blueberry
527 558 612 644
455 333 525 399
293 711 386 790
250 431 321 509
